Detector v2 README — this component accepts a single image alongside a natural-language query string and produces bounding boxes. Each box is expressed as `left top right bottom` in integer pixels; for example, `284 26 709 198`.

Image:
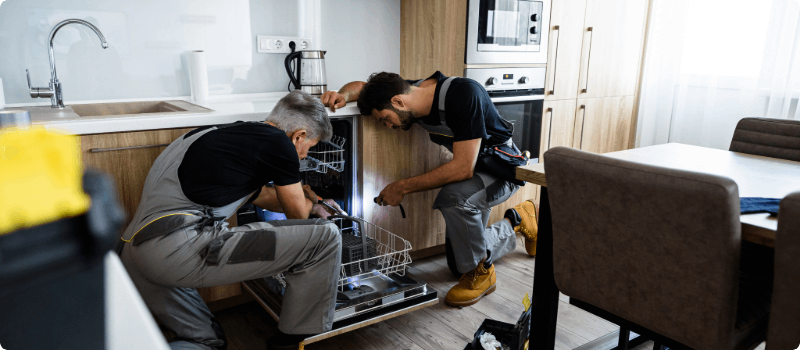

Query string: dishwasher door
243 272 437 345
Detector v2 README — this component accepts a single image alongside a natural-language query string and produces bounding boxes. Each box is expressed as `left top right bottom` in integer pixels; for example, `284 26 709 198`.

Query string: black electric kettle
284 50 328 96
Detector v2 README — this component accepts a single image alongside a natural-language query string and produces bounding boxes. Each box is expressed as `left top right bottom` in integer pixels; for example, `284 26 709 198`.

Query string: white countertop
5 92 360 135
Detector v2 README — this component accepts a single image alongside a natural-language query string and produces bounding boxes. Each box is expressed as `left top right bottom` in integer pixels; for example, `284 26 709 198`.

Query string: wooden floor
214 243 764 350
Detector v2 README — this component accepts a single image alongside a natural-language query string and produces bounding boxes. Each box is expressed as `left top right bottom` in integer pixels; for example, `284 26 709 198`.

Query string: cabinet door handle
573 104 586 149
545 107 554 151
546 25 560 97
89 143 171 153
579 27 594 94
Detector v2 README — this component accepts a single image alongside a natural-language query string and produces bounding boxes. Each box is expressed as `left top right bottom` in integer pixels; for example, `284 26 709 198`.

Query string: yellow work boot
507 200 538 256
445 260 497 307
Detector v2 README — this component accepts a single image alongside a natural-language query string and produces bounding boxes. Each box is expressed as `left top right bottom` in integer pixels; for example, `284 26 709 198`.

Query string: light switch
258 37 270 51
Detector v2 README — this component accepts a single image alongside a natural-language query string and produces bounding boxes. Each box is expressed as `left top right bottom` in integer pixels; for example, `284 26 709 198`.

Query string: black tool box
465 307 531 350
0 171 124 350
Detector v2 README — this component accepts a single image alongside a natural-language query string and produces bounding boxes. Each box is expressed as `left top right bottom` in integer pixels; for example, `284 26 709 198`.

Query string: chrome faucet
26 19 108 108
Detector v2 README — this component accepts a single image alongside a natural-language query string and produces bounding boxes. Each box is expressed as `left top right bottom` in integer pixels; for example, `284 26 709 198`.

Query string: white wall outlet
257 36 312 54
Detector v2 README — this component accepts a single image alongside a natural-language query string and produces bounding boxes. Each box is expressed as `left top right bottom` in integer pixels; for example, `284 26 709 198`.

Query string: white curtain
636 0 800 150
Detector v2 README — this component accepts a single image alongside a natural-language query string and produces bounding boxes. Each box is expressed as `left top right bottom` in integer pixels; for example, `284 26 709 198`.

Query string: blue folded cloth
740 197 780 216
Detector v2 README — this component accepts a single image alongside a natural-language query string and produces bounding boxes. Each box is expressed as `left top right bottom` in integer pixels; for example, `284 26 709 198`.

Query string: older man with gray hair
118 91 343 350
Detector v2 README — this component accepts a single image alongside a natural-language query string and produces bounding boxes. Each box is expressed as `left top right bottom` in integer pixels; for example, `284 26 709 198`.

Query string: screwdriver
317 196 346 215
373 197 406 219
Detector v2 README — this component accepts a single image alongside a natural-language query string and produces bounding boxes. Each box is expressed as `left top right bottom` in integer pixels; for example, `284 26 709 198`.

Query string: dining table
516 143 800 349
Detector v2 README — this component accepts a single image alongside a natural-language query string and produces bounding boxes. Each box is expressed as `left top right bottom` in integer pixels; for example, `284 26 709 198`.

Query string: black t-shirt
409 71 512 147
178 122 301 207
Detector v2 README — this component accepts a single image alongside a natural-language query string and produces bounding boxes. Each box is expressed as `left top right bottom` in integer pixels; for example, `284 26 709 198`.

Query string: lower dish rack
242 215 437 345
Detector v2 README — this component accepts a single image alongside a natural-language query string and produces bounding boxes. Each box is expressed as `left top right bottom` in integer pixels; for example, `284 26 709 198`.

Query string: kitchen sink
70 100 212 117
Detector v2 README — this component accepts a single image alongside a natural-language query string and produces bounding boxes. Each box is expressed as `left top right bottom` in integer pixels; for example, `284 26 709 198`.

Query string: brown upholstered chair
729 117 797 324
544 147 770 350
766 192 800 350
729 117 800 161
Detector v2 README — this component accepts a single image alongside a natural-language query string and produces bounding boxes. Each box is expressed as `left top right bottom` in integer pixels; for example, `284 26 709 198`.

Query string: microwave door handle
579 27 594 94
547 25 560 97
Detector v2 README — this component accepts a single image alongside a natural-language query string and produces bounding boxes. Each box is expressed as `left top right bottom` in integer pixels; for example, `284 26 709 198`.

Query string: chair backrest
766 191 800 350
544 147 742 350
729 117 800 162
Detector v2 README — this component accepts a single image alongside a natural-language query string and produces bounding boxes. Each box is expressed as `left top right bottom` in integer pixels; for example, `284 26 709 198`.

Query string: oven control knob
519 76 530 84
486 77 498 86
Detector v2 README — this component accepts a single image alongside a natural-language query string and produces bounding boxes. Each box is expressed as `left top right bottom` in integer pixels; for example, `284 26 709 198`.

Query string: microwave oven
466 0 552 64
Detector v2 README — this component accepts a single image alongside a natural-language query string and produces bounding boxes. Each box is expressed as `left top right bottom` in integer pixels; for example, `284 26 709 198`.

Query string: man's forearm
338 81 366 102
284 198 314 219
397 160 472 195
253 185 314 217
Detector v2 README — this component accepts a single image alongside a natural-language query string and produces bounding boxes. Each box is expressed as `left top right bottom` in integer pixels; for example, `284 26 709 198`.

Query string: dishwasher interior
237 116 438 344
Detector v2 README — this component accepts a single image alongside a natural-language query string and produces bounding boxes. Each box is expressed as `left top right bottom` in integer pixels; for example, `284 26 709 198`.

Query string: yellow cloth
0 127 89 235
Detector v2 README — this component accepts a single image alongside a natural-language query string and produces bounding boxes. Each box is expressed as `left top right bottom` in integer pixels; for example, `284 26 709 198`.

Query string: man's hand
310 199 346 219
376 181 406 206
321 91 349 112
321 81 366 112
302 185 318 203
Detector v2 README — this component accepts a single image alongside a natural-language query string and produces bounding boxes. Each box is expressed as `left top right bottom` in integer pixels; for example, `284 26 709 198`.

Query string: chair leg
617 327 631 350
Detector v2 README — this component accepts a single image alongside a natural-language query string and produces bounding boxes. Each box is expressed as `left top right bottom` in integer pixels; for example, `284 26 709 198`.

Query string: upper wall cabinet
577 0 648 99
545 0 648 101
544 0 588 101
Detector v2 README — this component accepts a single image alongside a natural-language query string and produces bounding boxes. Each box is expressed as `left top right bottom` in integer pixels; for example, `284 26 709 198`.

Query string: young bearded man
321 72 539 307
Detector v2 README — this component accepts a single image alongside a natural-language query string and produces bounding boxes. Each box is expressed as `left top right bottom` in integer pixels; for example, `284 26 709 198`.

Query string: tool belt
476 138 529 186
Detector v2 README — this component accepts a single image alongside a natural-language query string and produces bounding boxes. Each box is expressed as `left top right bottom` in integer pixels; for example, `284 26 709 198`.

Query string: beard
390 107 416 131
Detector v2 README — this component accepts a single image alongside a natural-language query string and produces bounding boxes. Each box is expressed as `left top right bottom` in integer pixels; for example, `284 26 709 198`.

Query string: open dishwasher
240 117 438 344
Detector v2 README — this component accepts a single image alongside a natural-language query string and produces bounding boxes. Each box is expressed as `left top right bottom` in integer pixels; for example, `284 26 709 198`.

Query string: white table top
517 143 800 245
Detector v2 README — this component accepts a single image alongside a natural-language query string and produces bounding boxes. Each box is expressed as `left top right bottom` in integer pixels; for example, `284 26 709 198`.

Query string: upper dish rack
299 135 346 174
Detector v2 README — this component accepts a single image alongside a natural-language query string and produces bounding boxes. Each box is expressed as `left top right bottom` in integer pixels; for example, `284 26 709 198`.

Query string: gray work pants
120 219 342 350
435 171 519 274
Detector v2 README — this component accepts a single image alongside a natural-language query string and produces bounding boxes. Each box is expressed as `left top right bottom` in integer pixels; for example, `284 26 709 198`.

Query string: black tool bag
476 141 529 186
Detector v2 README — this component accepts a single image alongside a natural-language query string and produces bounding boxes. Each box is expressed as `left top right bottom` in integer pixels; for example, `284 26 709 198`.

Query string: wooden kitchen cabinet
541 0 650 154
541 100 580 153
400 0 468 78
544 0 588 101
81 128 195 222
359 118 451 254
81 127 241 304
545 0 648 101
577 0 649 99
574 96 636 154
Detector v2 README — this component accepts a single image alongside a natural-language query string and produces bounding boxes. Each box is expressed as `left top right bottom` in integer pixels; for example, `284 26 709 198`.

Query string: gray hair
265 90 332 142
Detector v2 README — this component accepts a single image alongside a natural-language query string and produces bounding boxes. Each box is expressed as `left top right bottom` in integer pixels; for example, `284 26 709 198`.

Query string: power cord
287 41 297 92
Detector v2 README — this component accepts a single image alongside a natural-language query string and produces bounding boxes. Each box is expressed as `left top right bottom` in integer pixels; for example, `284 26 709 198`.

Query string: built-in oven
465 67 545 162
466 0 552 64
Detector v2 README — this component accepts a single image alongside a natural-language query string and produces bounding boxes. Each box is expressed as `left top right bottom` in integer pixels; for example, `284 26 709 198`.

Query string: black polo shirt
177 122 301 207
408 71 512 148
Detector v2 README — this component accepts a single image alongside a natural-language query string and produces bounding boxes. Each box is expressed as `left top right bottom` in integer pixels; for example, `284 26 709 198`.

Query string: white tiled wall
0 0 400 105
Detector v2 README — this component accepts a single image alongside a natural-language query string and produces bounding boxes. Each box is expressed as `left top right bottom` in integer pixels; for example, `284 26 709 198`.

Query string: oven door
466 0 551 64
491 96 543 163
